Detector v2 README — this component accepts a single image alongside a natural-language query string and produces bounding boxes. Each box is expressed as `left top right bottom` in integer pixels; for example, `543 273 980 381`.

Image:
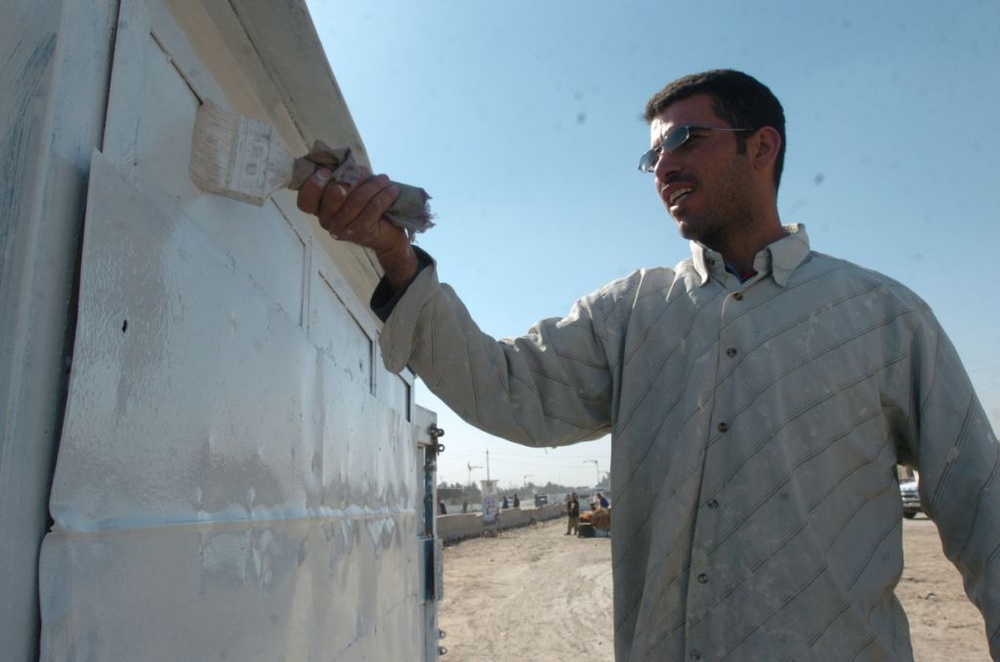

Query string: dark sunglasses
637 125 752 172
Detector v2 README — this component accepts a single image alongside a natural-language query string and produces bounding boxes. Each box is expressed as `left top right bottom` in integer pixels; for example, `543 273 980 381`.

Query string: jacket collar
691 223 810 287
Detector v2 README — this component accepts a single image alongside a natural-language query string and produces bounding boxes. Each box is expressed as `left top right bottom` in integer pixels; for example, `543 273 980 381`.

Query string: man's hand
297 167 420 289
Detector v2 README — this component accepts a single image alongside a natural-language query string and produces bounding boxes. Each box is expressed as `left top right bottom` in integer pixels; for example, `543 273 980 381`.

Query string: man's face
648 94 755 246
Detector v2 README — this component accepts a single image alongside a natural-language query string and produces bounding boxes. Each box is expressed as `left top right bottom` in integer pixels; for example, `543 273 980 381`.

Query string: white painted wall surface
0 1 119 658
1 0 439 658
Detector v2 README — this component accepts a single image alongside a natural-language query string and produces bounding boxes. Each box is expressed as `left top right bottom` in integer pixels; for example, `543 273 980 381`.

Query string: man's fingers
296 168 401 248
356 182 401 232
334 174 390 221
335 176 399 240
316 180 352 233
296 168 335 216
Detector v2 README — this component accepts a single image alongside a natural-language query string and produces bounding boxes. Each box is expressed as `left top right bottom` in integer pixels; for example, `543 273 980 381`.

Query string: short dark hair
644 69 786 190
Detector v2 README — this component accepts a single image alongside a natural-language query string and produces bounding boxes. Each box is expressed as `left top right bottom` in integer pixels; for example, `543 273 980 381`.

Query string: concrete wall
436 503 565 543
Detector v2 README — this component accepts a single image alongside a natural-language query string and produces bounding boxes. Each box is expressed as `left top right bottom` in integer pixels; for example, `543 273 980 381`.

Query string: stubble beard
671 158 753 250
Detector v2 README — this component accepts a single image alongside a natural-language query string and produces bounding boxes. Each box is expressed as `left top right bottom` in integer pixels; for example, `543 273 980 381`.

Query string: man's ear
751 126 781 174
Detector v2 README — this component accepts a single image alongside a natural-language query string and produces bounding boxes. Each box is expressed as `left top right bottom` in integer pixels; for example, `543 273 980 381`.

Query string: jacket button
734 292 744 301
697 573 708 584
717 422 729 432
726 347 737 357
707 499 719 509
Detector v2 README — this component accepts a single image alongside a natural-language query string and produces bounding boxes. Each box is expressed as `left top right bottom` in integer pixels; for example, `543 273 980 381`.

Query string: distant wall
437 503 565 543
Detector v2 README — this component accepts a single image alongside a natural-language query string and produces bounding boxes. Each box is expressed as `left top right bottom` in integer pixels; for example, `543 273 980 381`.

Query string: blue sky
305 0 1000 491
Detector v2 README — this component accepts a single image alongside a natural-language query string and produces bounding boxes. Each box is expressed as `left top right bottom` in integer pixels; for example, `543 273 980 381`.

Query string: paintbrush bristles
188 103 434 236
190 102 295 205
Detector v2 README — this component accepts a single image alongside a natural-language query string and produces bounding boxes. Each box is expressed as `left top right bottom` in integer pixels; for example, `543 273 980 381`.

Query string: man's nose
653 149 681 180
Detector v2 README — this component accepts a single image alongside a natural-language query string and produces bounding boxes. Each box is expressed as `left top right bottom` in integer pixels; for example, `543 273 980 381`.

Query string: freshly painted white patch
27 0 441 659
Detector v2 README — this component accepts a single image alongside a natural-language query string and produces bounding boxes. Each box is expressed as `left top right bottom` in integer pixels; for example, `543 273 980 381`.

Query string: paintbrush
189 101 433 235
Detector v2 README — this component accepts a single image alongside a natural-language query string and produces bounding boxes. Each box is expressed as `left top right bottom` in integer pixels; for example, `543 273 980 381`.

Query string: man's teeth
669 188 693 206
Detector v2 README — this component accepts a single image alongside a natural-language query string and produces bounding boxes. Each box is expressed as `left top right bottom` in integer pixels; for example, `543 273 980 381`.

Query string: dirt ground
437 514 991 661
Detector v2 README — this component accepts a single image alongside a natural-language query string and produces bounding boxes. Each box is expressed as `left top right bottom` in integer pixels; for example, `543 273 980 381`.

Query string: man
567 492 581 536
299 70 999 660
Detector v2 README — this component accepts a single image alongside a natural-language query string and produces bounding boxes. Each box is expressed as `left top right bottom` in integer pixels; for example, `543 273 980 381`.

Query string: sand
437 514 991 661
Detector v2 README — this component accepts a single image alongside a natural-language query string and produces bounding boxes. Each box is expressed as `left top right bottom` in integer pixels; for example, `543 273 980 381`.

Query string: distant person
438 500 447 516
566 493 580 536
596 492 609 509
512 493 520 508
502 495 509 510
461 500 468 514
593 504 611 536
300 69 1000 660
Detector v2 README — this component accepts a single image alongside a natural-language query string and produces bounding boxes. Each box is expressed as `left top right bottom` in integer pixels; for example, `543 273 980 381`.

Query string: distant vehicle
899 479 921 518
534 494 549 507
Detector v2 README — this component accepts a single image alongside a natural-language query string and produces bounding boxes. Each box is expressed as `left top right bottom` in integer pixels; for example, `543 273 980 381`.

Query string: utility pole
585 459 600 486
467 462 482 491
486 449 491 482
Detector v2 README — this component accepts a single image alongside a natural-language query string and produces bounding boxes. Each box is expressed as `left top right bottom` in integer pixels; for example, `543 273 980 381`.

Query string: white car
899 479 921 519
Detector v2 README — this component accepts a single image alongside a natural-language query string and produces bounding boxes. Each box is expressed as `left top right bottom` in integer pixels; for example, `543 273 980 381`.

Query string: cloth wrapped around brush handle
290 141 434 238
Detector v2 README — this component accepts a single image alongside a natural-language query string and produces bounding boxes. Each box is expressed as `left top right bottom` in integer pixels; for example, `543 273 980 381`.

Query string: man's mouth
668 187 693 207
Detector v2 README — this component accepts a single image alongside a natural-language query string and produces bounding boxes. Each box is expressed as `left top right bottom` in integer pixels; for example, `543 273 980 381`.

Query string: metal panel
38 0 433 657
0 1 119 659
311 265 375 396
40 518 420 661
161 0 384 303
40 146 424 660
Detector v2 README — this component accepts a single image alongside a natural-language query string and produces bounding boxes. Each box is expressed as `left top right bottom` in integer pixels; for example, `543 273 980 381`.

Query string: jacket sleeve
378 256 622 448
904 308 1000 657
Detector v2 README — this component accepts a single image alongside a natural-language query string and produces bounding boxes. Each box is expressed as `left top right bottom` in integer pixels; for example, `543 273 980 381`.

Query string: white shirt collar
691 223 811 287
